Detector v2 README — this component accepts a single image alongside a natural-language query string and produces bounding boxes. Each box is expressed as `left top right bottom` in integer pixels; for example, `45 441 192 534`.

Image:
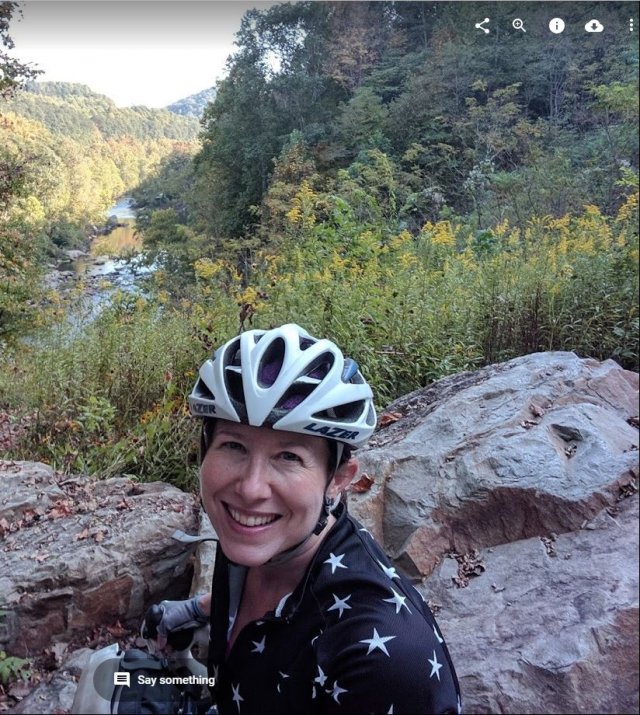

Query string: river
52 196 153 326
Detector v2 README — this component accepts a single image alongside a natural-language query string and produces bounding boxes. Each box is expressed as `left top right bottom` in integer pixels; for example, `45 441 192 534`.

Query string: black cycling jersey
207 502 462 714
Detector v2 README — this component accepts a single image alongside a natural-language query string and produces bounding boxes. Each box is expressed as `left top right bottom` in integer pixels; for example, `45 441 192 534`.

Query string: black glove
143 596 209 650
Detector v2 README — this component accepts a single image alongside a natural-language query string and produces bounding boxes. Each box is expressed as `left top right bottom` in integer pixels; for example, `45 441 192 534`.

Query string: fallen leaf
107 620 128 638
75 528 90 541
48 499 74 519
350 474 374 493
529 404 545 418
94 529 107 543
541 535 557 557
51 641 69 665
618 476 638 501
452 549 486 588
8 682 32 700
379 411 402 428
32 549 50 563
520 419 539 430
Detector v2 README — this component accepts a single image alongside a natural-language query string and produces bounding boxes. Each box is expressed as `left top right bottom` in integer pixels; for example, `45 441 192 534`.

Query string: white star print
377 560 400 580
311 629 323 645
231 683 243 712
359 627 396 657
387 706 394 714
324 552 348 574
251 635 266 653
274 592 292 617
383 588 412 614
433 625 444 644
428 649 443 681
328 593 352 619
276 671 290 693
329 680 348 703
227 611 237 638
314 665 328 688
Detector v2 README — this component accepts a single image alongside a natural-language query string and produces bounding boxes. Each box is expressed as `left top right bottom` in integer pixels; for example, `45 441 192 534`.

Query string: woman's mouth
226 504 280 528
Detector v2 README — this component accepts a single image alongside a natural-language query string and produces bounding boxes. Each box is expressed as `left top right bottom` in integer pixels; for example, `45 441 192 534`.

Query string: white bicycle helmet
189 323 376 449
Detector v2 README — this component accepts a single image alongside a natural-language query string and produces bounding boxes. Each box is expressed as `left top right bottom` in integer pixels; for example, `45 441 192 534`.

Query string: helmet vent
315 400 365 423
224 365 245 404
258 338 286 387
276 382 316 411
195 378 215 401
303 352 334 381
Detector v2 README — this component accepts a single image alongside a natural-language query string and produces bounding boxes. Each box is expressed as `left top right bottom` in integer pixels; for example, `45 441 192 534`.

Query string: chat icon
113 672 130 687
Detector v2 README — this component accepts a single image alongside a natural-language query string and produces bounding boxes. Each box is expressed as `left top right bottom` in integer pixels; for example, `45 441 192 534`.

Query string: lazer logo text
304 423 359 440
191 403 217 415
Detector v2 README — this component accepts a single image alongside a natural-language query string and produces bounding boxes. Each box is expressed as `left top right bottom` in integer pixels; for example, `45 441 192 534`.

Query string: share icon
475 18 490 34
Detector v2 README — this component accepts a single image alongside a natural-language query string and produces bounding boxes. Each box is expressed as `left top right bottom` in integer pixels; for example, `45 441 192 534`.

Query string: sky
9 1 276 107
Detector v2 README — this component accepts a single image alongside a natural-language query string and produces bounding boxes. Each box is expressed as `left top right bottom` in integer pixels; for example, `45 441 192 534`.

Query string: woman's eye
281 451 302 463
221 441 244 452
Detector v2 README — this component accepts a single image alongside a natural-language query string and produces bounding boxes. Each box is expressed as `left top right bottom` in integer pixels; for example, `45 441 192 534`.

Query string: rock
350 351 638 578
9 648 93 714
0 461 200 657
348 351 639 714
422 494 639 714
62 250 87 261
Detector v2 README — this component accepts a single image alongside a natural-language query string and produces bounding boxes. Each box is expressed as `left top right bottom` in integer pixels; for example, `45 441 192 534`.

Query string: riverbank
42 198 151 317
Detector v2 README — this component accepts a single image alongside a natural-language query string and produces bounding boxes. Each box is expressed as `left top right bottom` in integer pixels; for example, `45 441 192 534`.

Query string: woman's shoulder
310 509 440 635
308 514 460 713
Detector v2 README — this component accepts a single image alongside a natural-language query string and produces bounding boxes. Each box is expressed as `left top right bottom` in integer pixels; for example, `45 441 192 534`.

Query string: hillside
0 79 199 311
5 81 200 140
166 86 217 118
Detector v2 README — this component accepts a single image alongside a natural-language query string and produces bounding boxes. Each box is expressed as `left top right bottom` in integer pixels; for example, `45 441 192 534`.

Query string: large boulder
349 351 639 714
0 461 200 658
425 495 639 714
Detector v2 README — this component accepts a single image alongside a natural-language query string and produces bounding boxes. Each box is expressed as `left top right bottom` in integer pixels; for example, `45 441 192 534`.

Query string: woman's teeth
228 506 278 527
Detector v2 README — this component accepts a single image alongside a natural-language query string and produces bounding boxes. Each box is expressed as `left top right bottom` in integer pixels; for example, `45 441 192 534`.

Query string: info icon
549 18 565 34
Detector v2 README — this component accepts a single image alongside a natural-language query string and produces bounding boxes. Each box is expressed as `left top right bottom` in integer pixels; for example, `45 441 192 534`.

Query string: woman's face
200 420 352 567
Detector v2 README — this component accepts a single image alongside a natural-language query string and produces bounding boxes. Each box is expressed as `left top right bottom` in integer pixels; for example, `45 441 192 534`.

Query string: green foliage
0 649 30 687
1 296 208 486
0 2 41 99
1 0 637 492
9 82 200 140
166 86 217 118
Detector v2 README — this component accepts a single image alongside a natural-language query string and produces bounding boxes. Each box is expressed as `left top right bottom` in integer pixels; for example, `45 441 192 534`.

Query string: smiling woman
148 323 462 714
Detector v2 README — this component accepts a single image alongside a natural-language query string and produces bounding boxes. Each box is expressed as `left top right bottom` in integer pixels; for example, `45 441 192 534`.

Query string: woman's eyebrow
213 428 245 440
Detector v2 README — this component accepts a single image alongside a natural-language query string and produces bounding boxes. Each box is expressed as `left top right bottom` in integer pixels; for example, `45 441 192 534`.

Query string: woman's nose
234 458 271 500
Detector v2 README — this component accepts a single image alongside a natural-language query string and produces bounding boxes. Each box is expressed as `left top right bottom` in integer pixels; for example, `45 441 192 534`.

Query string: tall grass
1 194 637 487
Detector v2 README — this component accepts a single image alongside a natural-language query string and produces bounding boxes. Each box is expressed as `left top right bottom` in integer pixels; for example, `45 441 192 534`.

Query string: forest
0 1 638 487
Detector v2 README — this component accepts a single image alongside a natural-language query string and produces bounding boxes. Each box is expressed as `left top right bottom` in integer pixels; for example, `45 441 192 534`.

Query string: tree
0 2 40 99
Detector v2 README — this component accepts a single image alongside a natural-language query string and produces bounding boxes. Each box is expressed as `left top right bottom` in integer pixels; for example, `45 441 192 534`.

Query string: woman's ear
327 457 359 499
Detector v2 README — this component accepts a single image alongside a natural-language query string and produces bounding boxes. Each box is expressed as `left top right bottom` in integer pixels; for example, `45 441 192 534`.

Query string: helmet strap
312 495 336 535
265 489 337 566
